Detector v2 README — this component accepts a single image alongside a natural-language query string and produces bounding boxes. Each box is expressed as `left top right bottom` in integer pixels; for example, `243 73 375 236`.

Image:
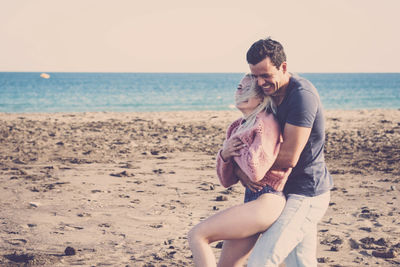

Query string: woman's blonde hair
235 73 276 134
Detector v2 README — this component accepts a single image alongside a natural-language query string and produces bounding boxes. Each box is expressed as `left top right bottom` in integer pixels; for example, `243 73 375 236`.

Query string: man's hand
220 137 245 161
234 164 265 192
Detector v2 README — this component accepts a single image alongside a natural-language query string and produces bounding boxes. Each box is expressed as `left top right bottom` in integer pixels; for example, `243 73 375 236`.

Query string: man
237 37 334 266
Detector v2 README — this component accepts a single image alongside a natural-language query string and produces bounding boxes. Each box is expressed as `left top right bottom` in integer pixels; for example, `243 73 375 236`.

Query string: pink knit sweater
216 112 291 192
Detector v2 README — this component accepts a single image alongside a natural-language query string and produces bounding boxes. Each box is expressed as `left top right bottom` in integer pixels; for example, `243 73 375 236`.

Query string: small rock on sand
65 246 76 256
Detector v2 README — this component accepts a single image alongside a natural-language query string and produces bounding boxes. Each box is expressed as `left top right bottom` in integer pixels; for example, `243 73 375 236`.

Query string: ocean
0 72 399 113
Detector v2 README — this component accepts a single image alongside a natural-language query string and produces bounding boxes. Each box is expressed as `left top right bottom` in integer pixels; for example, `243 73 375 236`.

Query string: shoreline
0 109 399 266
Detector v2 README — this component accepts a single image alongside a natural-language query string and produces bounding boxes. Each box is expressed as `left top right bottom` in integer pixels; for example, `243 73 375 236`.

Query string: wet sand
0 109 399 266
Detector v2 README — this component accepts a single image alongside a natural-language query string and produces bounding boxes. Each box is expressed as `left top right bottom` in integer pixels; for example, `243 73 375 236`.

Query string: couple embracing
188 37 334 267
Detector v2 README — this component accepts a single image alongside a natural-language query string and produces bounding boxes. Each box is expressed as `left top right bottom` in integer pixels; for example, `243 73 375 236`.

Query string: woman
188 74 291 266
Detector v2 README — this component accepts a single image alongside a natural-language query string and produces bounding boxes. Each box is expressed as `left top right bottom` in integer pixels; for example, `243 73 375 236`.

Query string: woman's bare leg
188 193 285 267
217 234 260 267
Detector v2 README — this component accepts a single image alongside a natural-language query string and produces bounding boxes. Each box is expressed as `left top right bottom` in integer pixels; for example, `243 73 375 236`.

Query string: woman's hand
220 137 245 161
235 165 265 192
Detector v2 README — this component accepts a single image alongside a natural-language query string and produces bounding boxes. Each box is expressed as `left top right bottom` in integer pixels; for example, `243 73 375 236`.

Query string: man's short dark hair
246 37 287 69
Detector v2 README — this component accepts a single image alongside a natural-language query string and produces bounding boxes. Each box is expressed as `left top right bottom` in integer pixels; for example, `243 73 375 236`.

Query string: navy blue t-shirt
277 73 333 196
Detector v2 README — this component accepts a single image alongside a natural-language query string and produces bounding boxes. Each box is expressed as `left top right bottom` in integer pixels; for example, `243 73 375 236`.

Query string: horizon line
1 71 400 74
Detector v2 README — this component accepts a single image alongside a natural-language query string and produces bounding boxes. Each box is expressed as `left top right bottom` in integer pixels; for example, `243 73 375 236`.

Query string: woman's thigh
194 193 286 243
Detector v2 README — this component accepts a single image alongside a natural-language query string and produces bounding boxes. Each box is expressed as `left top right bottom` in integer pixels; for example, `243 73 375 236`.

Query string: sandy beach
0 109 399 266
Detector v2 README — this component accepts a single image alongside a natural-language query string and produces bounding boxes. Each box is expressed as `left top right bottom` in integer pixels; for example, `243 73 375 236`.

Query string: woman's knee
188 223 210 245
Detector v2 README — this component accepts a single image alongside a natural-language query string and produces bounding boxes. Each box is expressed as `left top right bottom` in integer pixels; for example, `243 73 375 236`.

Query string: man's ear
281 62 287 73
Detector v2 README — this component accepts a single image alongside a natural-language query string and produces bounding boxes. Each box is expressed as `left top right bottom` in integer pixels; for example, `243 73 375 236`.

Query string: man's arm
273 123 311 169
235 123 311 191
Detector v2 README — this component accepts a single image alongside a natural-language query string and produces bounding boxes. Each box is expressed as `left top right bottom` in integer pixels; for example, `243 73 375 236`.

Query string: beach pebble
153 169 164 174
150 150 159 155
91 189 102 193
374 237 389 247
29 202 40 208
359 227 372 232
349 238 360 249
65 246 76 256
330 246 339 251
215 241 223 249
360 237 375 245
216 195 228 201
164 239 173 245
372 249 397 259
13 159 26 164
317 257 330 263
110 170 134 177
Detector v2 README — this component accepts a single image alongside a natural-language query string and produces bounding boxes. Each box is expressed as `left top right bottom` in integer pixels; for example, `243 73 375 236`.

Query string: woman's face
235 76 262 115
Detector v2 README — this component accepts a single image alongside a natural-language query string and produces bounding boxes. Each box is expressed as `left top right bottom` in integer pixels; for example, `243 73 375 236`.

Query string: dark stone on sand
374 237 389 246
359 227 372 232
372 249 397 259
64 246 76 256
153 169 165 174
360 237 375 245
5 252 34 263
164 239 173 245
110 170 134 177
215 241 224 249
349 238 360 249
330 246 339 251
216 195 228 201
152 253 163 260
56 141 64 146
12 159 26 164
330 169 345 174
317 257 329 263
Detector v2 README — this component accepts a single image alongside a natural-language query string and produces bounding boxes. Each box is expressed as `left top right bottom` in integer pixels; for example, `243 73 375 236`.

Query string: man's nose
257 77 264 86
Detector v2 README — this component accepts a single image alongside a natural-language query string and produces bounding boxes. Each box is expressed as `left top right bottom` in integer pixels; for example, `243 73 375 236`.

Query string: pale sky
1 0 399 73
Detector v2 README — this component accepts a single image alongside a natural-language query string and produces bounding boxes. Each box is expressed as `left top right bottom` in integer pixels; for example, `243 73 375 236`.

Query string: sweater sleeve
234 114 281 182
216 150 238 188
215 119 241 188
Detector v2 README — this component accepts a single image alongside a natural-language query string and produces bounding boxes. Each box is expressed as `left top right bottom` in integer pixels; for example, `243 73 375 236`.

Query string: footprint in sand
5 238 27 246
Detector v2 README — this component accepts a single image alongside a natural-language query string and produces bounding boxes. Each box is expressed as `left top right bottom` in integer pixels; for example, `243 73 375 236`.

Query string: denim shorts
244 184 285 203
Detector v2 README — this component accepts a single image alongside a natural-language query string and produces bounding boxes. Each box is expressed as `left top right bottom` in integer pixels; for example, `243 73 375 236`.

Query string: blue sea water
0 72 399 113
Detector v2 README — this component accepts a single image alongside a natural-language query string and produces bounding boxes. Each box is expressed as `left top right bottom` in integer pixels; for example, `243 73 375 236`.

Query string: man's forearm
272 150 298 169
273 123 312 169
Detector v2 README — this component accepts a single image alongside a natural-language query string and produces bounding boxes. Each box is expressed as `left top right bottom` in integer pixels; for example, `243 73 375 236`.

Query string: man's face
249 57 286 96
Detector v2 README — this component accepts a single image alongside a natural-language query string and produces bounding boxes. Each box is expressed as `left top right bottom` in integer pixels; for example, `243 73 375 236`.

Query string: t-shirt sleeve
286 89 318 128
